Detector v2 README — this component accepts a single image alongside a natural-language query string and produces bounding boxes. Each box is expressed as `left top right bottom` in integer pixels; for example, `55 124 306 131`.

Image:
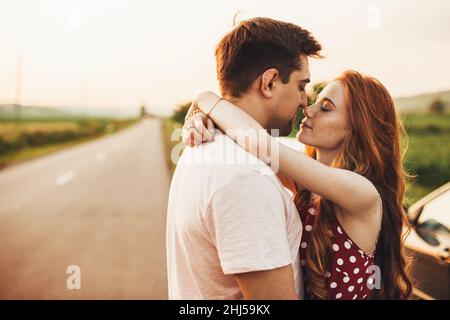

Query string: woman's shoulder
333 202 381 255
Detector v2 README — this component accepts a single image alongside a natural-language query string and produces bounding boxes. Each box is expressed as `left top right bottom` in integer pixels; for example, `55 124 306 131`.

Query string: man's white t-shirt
166 132 303 299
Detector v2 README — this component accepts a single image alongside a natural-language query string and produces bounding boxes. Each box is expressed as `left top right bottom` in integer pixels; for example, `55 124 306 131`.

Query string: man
166 17 322 299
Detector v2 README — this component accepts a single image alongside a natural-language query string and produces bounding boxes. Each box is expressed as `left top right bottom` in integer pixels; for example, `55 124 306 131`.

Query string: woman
182 70 413 300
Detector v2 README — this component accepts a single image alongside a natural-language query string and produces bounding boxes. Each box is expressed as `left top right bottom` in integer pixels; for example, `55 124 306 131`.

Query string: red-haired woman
182 70 413 300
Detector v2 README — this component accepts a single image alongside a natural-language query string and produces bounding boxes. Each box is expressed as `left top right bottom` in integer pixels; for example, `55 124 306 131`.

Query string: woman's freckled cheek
316 119 340 142
323 119 337 135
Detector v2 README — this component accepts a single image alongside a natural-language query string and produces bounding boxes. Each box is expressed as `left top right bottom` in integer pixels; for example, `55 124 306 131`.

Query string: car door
408 189 450 300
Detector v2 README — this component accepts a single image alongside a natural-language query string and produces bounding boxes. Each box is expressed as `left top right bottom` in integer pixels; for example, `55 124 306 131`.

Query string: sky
0 0 449 116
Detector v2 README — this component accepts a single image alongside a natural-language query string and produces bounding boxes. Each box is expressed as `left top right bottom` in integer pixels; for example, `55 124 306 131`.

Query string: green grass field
402 113 450 133
402 113 450 206
0 117 139 168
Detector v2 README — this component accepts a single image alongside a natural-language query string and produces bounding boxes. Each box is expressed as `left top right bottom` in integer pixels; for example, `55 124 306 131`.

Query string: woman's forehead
319 80 345 108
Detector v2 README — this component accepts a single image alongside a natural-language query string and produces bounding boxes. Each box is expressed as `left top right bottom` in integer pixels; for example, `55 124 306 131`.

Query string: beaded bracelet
185 108 202 121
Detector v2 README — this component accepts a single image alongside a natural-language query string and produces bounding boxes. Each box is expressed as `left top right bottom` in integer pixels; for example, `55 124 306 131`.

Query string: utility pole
15 47 22 122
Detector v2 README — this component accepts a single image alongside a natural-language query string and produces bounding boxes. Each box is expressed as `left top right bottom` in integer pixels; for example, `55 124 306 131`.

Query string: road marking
96 152 106 162
55 171 75 186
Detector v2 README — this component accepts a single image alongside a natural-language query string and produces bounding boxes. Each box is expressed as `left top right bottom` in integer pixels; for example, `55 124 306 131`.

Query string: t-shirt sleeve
205 170 292 275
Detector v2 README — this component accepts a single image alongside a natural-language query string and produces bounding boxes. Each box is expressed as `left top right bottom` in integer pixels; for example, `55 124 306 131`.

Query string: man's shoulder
175 134 280 193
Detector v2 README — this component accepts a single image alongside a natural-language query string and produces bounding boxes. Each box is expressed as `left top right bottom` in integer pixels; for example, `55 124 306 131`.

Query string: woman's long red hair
294 70 413 299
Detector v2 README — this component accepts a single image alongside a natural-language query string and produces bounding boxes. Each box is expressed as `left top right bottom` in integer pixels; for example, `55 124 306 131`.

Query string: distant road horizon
0 119 170 299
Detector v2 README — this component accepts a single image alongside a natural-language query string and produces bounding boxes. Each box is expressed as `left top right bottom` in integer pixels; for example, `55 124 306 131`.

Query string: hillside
395 90 450 113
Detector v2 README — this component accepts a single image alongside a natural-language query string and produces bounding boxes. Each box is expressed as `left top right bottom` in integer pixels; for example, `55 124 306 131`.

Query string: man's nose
300 92 308 110
297 95 307 112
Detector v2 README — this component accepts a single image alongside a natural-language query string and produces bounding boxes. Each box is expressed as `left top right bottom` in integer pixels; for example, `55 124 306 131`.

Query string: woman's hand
182 98 216 147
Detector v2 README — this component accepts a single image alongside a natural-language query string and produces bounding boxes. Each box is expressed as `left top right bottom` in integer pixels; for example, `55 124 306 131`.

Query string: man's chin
267 127 291 137
266 119 293 137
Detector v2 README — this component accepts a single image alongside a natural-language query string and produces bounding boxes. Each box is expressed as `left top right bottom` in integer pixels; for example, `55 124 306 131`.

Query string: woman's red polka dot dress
299 205 376 300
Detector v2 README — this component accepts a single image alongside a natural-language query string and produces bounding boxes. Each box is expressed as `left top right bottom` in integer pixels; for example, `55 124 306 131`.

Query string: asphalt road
0 118 170 299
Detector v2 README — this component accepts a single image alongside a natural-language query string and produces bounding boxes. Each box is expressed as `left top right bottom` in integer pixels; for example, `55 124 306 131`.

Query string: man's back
166 132 303 299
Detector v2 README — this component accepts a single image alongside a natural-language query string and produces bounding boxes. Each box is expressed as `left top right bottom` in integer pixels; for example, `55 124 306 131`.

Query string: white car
405 182 450 300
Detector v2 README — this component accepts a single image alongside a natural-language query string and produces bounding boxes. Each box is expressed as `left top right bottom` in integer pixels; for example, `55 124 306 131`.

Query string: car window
418 189 450 236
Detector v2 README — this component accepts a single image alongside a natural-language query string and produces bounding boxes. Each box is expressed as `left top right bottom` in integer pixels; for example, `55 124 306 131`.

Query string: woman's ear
260 68 279 98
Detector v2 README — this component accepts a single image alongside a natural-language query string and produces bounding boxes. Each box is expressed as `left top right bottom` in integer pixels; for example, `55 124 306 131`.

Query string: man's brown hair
215 17 322 97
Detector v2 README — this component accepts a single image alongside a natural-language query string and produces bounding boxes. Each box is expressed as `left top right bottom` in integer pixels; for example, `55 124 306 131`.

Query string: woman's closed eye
320 101 333 112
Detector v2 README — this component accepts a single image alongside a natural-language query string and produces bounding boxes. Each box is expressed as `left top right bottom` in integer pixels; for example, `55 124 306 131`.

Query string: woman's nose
303 103 317 118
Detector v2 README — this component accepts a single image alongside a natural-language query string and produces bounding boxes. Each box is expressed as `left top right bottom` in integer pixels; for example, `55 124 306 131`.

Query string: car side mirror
416 219 445 247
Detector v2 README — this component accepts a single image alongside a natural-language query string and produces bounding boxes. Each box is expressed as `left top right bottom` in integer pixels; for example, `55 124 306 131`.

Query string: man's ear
260 68 279 98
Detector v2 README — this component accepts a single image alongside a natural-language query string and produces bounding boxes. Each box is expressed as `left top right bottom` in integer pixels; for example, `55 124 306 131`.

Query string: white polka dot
353 268 360 274
301 242 307 249
330 282 337 289
348 239 353 245
343 272 349 276
348 286 355 292
336 267 341 272
352 294 358 300
364 260 369 267
337 226 343 234
367 278 374 285
349 256 356 263
363 294 368 299
305 225 312 232
360 286 364 291
343 276 350 283
308 208 316 215
344 241 351 249
357 277 363 284
336 293 342 299
325 271 331 278
358 250 364 255
337 258 344 266
301 259 306 266
332 244 339 252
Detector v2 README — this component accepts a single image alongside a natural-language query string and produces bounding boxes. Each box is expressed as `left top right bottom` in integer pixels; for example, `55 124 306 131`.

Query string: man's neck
224 94 269 129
